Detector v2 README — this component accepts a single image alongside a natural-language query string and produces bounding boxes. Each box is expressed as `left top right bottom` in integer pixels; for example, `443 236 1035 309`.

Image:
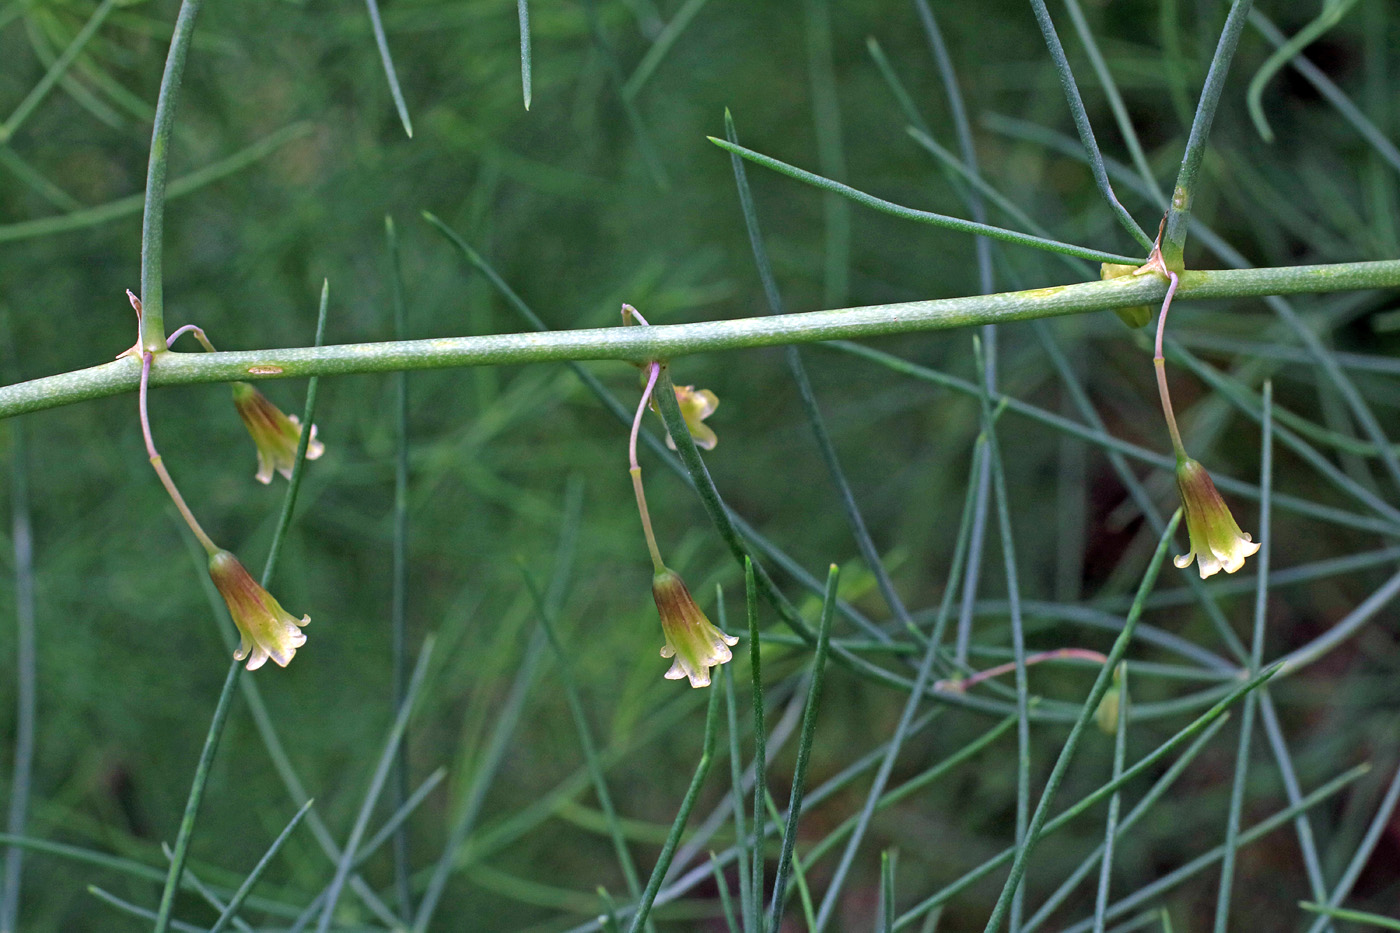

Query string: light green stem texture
139 0 205 353
4 260 1397 421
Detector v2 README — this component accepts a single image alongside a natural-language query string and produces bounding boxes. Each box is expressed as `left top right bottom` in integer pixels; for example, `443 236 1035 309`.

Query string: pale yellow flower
1173 458 1261 578
231 382 324 484
651 384 720 450
208 550 310 670
651 567 738 688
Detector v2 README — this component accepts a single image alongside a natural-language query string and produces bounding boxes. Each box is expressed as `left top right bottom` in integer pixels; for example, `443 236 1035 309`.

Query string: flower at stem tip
652 567 738 688
1173 457 1261 579
208 550 310 670
231 382 324 484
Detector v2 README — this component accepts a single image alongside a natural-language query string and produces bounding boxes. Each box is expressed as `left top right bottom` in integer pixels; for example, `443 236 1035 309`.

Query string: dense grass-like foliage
2 0 1400 930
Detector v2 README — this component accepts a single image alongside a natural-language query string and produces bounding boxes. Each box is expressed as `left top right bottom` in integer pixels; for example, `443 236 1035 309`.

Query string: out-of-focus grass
1 0 1399 930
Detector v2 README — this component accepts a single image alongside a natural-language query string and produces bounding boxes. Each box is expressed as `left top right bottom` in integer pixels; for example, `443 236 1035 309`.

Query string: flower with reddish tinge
208 549 310 670
231 382 324 484
652 384 719 450
652 567 738 688
1173 457 1261 578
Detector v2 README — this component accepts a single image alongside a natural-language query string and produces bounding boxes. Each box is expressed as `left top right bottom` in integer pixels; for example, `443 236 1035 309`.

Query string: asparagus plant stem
140 352 218 556
1160 0 1256 269
4 258 1400 421
631 361 665 572
138 0 205 353
1153 272 1189 461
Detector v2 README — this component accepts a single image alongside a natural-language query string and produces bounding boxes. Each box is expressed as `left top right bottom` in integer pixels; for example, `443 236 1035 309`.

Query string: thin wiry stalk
315 640 435 932
802 0 850 307
978 337 1031 932
709 137 1140 265
880 850 896 933
1092 666 1129 933
720 666 751 930
723 109 912 635
1058 765 1370 932
768 566 838 932
1211 382 1274 932
363 0 413 137
1058 0 1161 199
518 0 532 109
745 560 765 933
896 661 1280 930
385 217 413 918
625 682 723 932
1301 760 1400 933
206 799 314 933
1255 694 1334 929
88 885 205 933
0 0 117 143
1245 0 1360 143
0 123 311 244
980 513 1183 933
1 407 35 933
622 0 713 101
152 659 242 933
711 852 740 932
137 0 205 352
1026 0 1152 248
1022 712 1224 933
1160 0 1256 269
916 0 999 679
526 571 649 928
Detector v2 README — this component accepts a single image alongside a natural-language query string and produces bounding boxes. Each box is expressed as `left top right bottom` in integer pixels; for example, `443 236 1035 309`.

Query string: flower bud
1173 458 1261 578
231 382 324 484
208 549 310 670
651 567 738 688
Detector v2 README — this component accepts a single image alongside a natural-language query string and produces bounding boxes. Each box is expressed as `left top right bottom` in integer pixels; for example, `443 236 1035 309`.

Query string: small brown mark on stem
247 365 283 375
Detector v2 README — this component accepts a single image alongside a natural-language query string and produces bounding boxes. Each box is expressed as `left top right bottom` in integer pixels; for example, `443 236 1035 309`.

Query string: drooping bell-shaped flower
231 382 324 484
651 384 719 450
208 549 310 670
1173 458 1261 578
651 567 738 688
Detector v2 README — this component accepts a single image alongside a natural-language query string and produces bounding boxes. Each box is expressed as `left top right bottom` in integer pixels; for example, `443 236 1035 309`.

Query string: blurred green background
2 0 1400 929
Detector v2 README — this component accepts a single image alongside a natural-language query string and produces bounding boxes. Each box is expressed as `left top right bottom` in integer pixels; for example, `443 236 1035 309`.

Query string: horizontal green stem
3 259 1398 421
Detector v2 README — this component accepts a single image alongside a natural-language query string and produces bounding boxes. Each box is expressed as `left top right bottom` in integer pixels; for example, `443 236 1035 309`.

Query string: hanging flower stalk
624 305 737 688
132 298 311 669
1145 245 1261 579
